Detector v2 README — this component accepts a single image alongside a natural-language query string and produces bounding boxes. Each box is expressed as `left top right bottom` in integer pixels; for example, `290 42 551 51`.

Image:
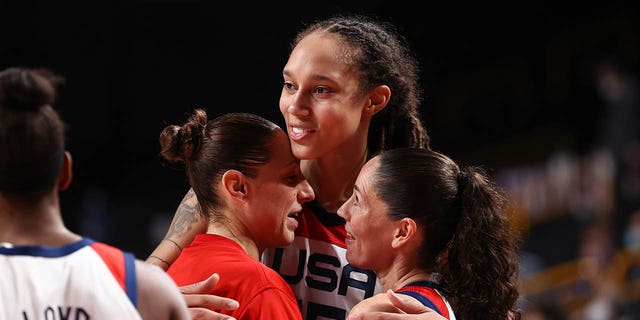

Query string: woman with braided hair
148 14 431 319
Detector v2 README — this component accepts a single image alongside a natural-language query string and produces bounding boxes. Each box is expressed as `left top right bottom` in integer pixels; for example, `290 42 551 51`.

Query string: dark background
2 1 639 275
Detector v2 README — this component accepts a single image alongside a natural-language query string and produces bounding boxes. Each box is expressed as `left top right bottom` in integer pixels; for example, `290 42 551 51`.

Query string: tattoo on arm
149 255 171 267
167 189 202 238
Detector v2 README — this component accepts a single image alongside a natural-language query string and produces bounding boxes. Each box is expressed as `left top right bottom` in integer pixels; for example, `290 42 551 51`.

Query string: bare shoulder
135 260 190 320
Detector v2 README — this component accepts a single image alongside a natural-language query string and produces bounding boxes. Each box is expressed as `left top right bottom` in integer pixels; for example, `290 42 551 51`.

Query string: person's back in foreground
0 67 190 320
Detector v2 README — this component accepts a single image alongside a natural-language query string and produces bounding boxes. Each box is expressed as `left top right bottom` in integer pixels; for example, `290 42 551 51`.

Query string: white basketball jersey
0 237 142 320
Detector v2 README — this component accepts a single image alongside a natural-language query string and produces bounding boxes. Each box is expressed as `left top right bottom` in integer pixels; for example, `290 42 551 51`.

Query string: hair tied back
457 170 468 189
176 127 183 150
0 68 60 111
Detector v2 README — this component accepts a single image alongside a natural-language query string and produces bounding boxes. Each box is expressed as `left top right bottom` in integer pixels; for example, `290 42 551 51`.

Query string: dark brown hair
293 14 430 156
0 67 66 195
160 110 280 219
373 147 522 320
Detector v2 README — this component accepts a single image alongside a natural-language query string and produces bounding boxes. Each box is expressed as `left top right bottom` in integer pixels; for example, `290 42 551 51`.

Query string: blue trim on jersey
306 199 346 226
396 281 444 316
396 291 443 316
0 237 94 257
404 280 441 290
123 252 138 307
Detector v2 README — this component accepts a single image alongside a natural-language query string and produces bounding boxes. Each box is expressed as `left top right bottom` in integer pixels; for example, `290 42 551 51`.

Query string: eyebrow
283 70 334 82
281 158 299 171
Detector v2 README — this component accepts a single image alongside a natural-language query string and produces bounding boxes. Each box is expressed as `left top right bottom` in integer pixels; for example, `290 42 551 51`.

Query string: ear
363 85 391 117
391 217 418 249
57 151 73 191
221 170 247 202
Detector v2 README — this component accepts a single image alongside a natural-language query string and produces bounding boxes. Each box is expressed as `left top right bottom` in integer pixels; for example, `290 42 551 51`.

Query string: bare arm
138 262 239 320
348 290 446 320
145 189 239 319
136 260 191 320
146 188 208 270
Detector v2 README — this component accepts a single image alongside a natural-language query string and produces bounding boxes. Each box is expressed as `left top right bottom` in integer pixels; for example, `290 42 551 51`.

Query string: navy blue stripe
123 252 138 307
396 291 443 316
0 237 94 257
306 199 345 226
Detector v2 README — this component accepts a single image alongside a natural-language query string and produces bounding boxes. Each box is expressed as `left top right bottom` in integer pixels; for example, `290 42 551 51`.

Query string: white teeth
292 127 304 134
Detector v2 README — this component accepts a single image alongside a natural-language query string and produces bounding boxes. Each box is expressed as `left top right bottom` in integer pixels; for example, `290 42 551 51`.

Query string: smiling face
246 129 315 250
337 156 396 270
279 32 371 160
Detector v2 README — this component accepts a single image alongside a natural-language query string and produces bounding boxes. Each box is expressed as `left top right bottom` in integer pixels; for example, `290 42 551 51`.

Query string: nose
285 91 311 117
287 104 310 117
280 83 311 117
337 203 347 219
298 179 315 203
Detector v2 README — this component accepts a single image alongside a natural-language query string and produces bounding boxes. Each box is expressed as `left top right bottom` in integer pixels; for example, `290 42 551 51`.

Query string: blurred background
2 1 639 318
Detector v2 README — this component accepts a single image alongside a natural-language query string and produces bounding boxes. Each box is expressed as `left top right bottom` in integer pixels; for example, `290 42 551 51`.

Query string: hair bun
0 67 61 111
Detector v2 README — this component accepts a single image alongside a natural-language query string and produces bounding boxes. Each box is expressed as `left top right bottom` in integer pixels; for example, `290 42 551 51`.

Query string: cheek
331 106 363 133
279 103 286 115
275 187 298 208
352 216 372 237
356 220 387 243
317 109 354 137
279 95 291 115
257 185 288 208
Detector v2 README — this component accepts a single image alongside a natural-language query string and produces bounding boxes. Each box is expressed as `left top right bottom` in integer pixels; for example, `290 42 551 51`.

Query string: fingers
346 312 363 320
180 273 221 294
180 273 239 312
183 294 239 311
386 290 429 314
189 307 237 320
346 290 443 320
347 311 400 320
349 311 443 320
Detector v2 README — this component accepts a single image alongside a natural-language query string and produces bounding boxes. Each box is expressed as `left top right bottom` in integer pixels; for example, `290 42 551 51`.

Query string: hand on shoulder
178 273 240 320
347 290 446 320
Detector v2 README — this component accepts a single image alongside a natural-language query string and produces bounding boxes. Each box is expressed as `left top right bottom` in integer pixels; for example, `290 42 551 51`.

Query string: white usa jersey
0 237 142 320
263 200 382 320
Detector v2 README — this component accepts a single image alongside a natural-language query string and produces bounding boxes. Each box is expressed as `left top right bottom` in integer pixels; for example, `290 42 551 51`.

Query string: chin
346 253 360 267
291 144 320 160
284 233 296 245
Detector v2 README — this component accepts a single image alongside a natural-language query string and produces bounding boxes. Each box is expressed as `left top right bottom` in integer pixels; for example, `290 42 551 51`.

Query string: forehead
287 32 351 73
286 32 363 96
356 156 381 187
269 129 292 155
262 129 297 171
294 32 340 54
